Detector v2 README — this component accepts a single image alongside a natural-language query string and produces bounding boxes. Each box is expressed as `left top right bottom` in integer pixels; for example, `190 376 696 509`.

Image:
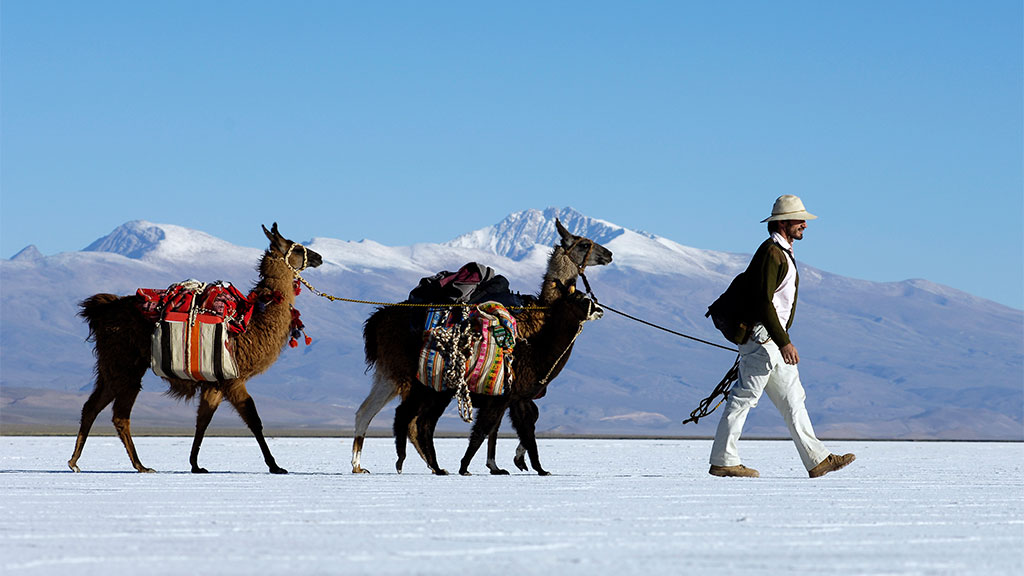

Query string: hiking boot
709 464 760 478
808 453 856 478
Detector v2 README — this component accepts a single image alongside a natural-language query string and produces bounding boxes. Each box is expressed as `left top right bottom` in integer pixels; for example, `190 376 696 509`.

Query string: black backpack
706 271 753 345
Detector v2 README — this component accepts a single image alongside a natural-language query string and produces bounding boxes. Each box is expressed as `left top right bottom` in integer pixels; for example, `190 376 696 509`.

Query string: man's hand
780 342 800 365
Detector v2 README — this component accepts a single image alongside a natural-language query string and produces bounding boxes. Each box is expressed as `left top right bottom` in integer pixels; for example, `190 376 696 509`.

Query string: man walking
708 195 855 478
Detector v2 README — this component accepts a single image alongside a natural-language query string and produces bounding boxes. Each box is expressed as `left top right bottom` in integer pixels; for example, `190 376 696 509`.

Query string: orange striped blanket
136 280 252 382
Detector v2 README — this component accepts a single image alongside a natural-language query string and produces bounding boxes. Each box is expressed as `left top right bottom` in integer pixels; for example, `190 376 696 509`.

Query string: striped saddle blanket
417 302 517 396
136 280 253 382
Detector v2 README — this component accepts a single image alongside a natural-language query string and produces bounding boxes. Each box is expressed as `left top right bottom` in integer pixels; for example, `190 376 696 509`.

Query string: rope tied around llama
429 321 480 422
280 234 740 429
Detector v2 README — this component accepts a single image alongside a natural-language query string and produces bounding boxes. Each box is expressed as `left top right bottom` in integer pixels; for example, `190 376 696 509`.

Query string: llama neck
514 247 579 340
227 252 301 378
539 247 578 304
516 298 586 392
253 255 298 305
247 254 298 335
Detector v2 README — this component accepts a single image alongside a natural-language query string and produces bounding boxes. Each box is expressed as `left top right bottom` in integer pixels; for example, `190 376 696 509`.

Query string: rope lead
682 356 740 425
577 271 741 426
282 247 740 426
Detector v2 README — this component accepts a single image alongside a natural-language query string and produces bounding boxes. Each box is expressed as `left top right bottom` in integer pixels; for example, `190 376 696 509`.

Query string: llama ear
263 223 287 253
555 218 573 245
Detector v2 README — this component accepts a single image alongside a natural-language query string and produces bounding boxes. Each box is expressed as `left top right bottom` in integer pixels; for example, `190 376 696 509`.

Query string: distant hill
2 208 1021 440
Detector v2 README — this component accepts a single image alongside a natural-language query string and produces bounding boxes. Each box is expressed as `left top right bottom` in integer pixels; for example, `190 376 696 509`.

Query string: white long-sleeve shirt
769 232 797 329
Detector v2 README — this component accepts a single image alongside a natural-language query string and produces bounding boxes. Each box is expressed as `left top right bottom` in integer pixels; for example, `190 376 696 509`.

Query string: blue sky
2 1 1021 309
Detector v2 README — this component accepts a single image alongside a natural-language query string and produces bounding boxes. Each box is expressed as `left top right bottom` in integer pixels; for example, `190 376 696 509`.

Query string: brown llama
67 223 323 474
352 219 611 474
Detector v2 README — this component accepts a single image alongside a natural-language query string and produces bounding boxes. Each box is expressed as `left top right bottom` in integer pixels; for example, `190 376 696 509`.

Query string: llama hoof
192 466 210 474
459 468 472 476
137 466 156 473
433 468 449 476
68 461 81 473
352 467 371 474
537 469 551 476
489 468 510 475
396 461 404 474
513 456 528 472
269 466 288 474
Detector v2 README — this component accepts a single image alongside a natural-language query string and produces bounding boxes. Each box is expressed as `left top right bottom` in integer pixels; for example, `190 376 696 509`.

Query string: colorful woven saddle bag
416 301 518 396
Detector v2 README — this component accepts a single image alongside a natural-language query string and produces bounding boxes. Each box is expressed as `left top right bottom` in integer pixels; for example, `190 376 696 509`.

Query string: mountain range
2 208 1021 441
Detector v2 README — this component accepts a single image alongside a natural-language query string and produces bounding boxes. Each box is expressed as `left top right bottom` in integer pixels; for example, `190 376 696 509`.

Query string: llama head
558 290 604 324
262 223 324 271
555 218 613 271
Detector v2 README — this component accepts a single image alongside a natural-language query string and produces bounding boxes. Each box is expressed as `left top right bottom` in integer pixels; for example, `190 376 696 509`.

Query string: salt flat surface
1 437 1021 575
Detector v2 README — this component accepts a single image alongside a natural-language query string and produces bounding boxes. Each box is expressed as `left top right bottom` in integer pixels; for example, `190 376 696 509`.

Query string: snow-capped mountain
2 208 1021 441
84 220 262 264
10 245 43 262
446 207 626 260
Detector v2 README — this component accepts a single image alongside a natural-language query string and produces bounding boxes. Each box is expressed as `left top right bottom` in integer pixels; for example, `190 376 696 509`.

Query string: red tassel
293 279 301 296
286 305 311 349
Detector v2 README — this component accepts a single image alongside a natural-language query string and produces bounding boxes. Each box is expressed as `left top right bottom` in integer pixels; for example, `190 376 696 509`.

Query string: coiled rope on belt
681 355 739 425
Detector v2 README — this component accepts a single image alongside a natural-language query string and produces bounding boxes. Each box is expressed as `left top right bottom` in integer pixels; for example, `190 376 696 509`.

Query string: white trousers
709 324 830 471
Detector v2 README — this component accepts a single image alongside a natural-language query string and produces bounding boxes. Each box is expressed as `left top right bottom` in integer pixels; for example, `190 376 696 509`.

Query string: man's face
782 220 807 241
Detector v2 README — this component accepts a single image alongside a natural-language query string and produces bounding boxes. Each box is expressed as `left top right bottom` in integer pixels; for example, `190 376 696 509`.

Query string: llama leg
513 442 528 472
190 387 223 473
227 389 286 474
485 410 509 475
111 385 153 473
511 401 532 472
459 399 505 476
68 383 117 472
352 372 398 474
406 414 427 469
418 391 452 476
511 399 549 476
392 391 421 474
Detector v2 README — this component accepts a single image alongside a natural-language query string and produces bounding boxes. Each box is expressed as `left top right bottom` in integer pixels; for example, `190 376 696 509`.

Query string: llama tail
78 294 122 341
363 308 383 369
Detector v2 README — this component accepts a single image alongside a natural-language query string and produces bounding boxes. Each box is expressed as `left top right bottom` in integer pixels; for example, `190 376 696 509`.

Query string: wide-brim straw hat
761 195 818 222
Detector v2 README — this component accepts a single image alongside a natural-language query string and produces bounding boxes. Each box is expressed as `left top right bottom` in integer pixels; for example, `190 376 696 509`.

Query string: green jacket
709 238 799 347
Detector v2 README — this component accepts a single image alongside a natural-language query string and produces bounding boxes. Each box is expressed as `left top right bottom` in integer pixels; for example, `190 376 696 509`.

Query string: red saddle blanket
137 280 255 334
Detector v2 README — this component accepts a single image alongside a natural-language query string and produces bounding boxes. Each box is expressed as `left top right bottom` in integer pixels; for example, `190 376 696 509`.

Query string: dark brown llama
68 223 322 474
394 289 604 475
352 219 611 474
